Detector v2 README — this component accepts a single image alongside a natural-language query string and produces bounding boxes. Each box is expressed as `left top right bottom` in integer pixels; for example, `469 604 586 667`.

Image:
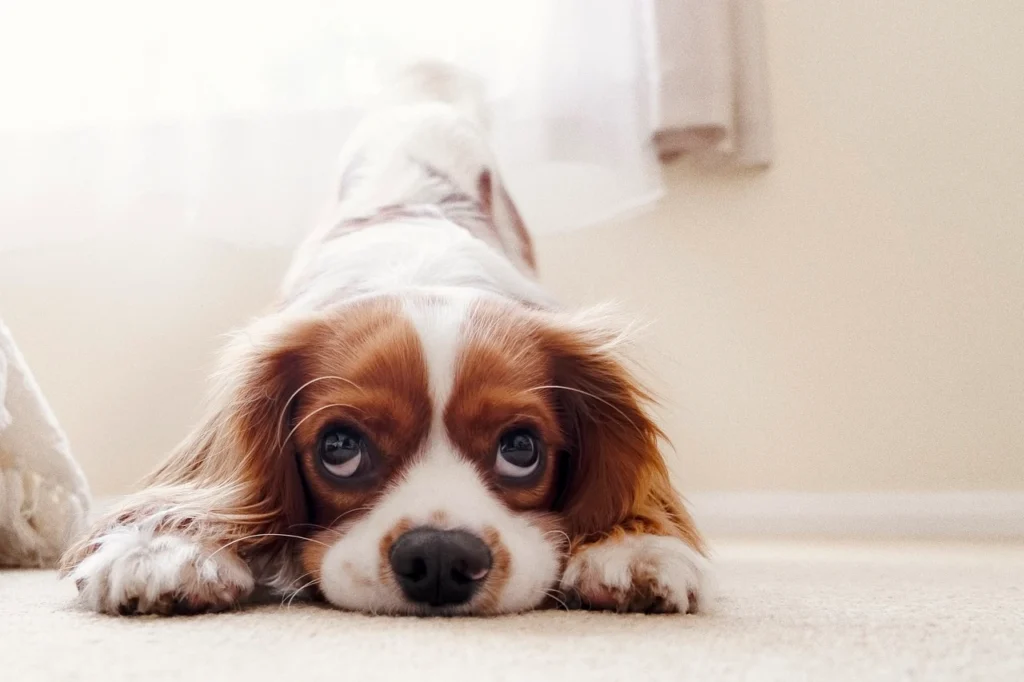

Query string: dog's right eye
318 426 370 479
495 429 542 481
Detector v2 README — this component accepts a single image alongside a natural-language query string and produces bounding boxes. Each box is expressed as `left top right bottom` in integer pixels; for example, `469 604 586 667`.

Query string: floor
3 540 1023 681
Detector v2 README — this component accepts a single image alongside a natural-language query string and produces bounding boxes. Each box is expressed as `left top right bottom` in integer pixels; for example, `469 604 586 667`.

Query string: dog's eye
318 426 368 479
495 429 541 479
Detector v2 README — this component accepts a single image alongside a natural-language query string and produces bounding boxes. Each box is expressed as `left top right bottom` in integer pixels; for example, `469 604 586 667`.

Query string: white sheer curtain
0 0 662 251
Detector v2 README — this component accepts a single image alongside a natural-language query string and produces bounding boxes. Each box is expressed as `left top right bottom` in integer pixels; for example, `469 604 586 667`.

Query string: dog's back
282 62 540 310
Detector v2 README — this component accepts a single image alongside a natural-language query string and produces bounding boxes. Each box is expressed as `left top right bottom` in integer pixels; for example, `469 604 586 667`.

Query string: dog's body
283 66 543 313
62 64 709 616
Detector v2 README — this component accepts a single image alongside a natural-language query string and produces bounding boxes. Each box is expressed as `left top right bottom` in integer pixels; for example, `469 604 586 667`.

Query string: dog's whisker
330 506 375 526
278 403 363 455
526 384 645 435
275 375 363 449
284 507 374 541
287 523 343 538
284 578 321 608
545 588 570 611
543 529 571 548
207 533 330 561
278 570 314 597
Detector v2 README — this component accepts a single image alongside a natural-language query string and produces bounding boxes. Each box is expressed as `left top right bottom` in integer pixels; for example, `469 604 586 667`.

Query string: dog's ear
145 312 318 528
61 312 322 572
540 312 703 550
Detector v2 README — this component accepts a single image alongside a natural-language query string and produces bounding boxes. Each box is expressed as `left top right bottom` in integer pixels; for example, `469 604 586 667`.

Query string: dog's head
145 293 666 615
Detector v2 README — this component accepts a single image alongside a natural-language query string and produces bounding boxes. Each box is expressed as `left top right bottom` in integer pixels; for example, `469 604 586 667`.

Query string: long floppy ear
543 312 704 553
60 312 318 573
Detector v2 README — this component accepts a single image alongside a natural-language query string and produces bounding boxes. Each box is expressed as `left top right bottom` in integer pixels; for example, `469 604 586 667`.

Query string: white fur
286 221 552 312
560 534 713 613
68 525 254 615
403 293 473 413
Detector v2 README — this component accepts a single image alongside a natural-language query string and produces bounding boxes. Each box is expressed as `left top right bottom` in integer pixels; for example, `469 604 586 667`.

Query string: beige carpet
3 541 1023 681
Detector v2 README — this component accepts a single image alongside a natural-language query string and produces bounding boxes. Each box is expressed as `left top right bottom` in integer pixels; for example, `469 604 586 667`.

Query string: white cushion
0 319 90 567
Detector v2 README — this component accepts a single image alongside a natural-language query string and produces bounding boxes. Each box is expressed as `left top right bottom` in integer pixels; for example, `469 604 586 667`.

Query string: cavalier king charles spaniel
61 63 710 616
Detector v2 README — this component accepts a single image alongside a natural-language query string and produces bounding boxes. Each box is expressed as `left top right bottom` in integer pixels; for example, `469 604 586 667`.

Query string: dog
60 63 710 616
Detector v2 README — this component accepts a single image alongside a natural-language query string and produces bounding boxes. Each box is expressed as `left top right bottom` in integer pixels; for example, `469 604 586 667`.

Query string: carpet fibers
3 541 1022 681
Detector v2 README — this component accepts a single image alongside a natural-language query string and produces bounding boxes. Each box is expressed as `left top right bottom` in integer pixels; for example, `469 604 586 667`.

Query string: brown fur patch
377 518 414 589
475 526 513 614
290 297 432 528
444 301 563 512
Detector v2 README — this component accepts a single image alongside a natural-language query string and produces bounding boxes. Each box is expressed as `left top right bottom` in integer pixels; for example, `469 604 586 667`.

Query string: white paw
559 534 711 613
68 526 254 615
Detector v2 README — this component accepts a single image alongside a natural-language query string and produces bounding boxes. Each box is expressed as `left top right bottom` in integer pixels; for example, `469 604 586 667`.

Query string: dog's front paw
67 526 254 615
559 534 710 614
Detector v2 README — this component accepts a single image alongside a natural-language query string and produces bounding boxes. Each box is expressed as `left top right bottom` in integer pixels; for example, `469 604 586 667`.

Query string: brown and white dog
61 63 710 616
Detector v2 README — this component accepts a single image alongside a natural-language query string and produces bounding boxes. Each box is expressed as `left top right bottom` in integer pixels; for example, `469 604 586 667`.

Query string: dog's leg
560 520 711 614
65 508 255 615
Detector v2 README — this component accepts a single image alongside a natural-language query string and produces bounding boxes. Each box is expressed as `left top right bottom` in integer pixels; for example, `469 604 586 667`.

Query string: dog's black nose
389 528 492 607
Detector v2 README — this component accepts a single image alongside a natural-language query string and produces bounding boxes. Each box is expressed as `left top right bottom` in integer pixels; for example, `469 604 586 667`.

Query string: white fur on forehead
401 294 473 411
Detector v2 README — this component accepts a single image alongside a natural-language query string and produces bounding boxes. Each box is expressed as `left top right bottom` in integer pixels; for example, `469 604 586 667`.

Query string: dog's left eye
318 426 369 479
495 429 542 479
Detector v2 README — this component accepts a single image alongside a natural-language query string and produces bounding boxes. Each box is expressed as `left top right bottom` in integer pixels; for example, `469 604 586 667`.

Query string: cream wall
538 0 1024 492
1 0 1022 496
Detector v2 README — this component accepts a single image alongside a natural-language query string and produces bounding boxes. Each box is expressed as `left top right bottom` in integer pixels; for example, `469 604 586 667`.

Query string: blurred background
1 0 1021 540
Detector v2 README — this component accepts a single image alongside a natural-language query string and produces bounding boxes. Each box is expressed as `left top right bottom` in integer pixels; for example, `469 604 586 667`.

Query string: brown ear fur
60 313 318 573
543 316 705 553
